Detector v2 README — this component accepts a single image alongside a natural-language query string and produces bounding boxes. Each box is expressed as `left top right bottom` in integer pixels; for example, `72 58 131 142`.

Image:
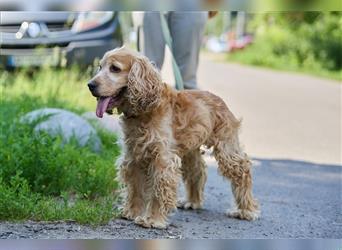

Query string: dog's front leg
120 160 146 221
135 153 181 229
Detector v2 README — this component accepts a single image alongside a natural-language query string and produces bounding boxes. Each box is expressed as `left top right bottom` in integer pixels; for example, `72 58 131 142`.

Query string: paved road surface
1 53 341 239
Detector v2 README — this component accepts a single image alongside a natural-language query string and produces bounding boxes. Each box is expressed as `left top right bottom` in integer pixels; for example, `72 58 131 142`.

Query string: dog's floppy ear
127 55 164 114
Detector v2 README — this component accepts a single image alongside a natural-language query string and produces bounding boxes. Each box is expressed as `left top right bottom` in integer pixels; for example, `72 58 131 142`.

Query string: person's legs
141 12 166 70
169 12 207 89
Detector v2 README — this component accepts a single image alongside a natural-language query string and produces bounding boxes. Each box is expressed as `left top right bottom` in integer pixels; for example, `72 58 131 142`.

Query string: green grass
0 174 118 225
226 45 342 81
0 67 121 225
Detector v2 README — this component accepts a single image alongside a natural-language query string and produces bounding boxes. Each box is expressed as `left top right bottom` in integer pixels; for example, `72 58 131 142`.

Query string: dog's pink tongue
96 97 111 118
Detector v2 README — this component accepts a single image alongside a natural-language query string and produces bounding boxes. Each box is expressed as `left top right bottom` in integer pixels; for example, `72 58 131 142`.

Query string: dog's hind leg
178 149 207 209
213 133 260 221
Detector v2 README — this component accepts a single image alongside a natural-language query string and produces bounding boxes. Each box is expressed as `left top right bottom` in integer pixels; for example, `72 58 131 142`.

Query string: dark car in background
0 12 123 68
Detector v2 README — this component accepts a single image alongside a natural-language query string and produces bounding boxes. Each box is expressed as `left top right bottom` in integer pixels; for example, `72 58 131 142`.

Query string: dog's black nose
88 81 97 91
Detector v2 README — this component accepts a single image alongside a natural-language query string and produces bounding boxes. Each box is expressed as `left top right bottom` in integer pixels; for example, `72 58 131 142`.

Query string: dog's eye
97 65 102 72
110 65 121 73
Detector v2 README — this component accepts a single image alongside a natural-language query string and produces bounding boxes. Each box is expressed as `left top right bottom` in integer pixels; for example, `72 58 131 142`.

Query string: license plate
7 54 59 67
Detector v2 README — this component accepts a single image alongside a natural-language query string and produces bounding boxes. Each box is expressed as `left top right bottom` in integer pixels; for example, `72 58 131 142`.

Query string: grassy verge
226 46 342 81
0 67 121 225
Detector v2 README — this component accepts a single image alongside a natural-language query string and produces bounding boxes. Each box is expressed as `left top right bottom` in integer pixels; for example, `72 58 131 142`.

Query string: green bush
0 114 119 198
0 67 121 224
226 12 342 80
307 13 342 71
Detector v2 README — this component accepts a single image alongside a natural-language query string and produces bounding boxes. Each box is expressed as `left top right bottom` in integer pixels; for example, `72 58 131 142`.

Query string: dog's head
88 46 164 118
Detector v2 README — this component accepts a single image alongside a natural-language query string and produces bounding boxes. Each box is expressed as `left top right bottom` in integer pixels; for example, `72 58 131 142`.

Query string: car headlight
72 11 113 33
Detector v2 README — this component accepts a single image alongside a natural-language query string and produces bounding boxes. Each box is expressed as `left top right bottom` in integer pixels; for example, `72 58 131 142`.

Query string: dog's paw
121 209 140 221
226 209 260 221
134 216 168 229
177 199 202 210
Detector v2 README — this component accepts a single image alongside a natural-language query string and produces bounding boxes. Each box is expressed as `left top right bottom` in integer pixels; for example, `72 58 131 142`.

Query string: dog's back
171 89 241 154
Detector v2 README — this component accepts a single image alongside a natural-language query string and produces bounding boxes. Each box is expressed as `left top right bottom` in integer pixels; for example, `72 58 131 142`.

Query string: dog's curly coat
88 47 260 229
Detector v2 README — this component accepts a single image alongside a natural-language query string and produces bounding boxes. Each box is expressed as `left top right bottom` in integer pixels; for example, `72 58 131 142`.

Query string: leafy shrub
0 116 119 198
307 13 342 71
227 12 342 79
0 68 121 224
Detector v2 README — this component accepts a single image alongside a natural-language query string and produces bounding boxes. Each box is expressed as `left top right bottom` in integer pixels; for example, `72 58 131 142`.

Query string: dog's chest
123 118 174 158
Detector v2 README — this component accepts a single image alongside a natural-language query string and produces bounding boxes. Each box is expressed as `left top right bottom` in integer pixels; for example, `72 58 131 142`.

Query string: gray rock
82 112 124 148
82 112 123 135
21 108 101 152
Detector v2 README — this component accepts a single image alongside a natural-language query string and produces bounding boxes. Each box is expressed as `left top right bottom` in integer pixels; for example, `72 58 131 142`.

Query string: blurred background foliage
205 11 341 79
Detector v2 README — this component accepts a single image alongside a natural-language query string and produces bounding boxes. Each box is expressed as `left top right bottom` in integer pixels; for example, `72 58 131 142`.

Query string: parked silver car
0 11 123 68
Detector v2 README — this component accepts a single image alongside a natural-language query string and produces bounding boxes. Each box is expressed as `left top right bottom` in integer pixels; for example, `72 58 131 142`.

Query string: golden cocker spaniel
88 47 259 229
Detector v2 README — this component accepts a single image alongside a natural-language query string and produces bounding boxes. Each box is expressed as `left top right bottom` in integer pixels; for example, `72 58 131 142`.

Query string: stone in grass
82 111 124 148
82 112 122 135
21 108 102 152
